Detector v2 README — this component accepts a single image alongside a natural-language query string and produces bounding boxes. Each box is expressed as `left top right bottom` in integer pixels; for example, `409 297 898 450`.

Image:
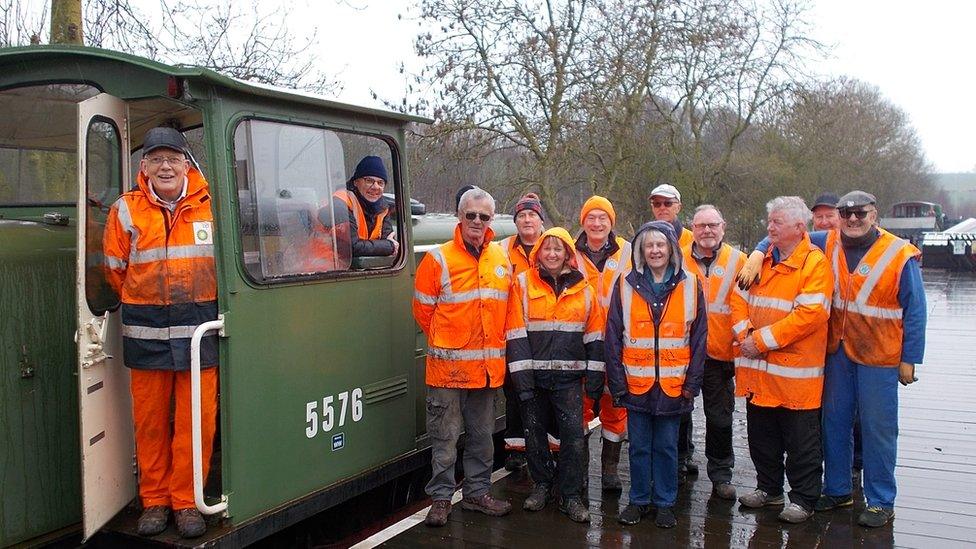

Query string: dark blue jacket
605 221 707 416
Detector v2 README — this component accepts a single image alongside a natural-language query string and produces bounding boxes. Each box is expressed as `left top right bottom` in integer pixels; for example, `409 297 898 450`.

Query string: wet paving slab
371 270 976 548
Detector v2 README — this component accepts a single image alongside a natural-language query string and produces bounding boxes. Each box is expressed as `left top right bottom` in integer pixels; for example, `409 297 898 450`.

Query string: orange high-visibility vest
413 225 511 389
682 242 745 362
499 235 534 276
334 189 388 239
618 273 699 397
679 227 693 248
730 234 832 410
826 229 919 367
576 236 632 310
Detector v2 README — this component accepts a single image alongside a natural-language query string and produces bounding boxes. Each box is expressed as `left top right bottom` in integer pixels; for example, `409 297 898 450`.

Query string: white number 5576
305 387 363 438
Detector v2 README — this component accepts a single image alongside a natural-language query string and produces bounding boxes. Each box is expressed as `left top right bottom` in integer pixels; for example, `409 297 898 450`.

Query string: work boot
559 498 590 523
461 493 512 517
174 508 206 539
814 493 854 512
136 505 170 537
778 502 814 524
858 506 895 528
738 489 785 509
601 439 623 492
617 503 653 525
523 484 550 511
711 482 737 501
424 500 451 527
654 506 677 528
504 451 526 471
681 457 699 476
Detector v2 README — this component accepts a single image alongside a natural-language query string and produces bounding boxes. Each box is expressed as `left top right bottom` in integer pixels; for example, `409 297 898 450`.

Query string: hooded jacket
605 221 707 415
505 228 605 400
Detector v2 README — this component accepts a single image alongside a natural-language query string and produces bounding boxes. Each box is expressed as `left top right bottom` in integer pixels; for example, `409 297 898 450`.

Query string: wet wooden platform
365 270 976 548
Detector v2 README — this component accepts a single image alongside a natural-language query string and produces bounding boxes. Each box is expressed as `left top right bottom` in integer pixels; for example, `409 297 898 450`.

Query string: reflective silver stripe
103 254 127 269
511 359 588 371
414 291 437 305
506 327 527 340
438 288 509 303
620 279 634 342
587 361 605 372
508 359 534 372
130 244 214 264
626 337 688 350
427 346 505 361
794 292 828 308
122 324 200 340
831 242 842 295
625 364 688 378
659 365 688 378
583 331 603 344
732 319 749 335
758 325 779 350
856 238 909 303
834 299 903 320
503 437 525 448
115 197 140 256
526 320 586 332
707 303 731 314
518 271 529 321
733 284 749 299
683 275 696 321
749 295 793 312
710 247 742 313
735 357 824 379
499 236 513 263
428 247 453 295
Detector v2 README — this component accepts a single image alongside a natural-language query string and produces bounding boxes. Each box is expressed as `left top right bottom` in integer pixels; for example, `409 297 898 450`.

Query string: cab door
75 93 136 541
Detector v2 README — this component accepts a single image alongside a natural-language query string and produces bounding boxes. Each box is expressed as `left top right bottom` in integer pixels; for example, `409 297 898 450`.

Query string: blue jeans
627 410 680 508
822 347 900 509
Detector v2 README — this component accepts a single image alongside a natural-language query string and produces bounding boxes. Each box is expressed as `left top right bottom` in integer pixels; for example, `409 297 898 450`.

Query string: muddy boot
601 439 623 493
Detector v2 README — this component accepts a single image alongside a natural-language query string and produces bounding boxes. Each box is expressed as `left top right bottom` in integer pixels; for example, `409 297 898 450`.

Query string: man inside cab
103 127 218 539
413 187 513 527
681 205 745 501
575 195 631 492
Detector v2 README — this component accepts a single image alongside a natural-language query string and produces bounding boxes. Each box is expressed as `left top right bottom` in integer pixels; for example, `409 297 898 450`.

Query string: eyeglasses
464 212 492 222
359 176 386 188
839 209 873 220
692 222 722 230
652 200 677 208
145 155 185 166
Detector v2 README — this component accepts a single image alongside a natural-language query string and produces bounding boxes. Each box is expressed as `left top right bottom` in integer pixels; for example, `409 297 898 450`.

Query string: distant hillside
933 173 976 218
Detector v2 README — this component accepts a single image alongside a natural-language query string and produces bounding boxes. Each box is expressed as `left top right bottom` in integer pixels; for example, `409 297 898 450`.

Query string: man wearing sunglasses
413 187 513 527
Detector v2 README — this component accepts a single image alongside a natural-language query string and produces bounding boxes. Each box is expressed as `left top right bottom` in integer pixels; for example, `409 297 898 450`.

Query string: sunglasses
839 209 872 220
464 212 492 222
652 200 677 208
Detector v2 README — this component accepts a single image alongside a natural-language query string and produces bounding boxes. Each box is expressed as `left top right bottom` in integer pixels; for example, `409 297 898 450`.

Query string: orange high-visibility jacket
504 228 605 393
413 225 511 388
103 167 217 370
618 271 700 397
334 188 388 239
682 242 746 362
679 227 694 248
826 229 920 366
730 233 833 409
499 235 533 276
575 235 633 310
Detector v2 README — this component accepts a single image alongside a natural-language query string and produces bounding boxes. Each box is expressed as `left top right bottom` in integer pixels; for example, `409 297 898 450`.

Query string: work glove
735 250 765 290
585 372 605 402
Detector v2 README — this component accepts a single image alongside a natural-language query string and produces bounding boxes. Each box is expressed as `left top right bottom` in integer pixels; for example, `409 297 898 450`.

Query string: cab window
233 119 401 283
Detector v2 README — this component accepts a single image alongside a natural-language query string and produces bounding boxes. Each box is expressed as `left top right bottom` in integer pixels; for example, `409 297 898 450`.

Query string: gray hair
766 196 812 225
457 187 496 216
693 204 725 221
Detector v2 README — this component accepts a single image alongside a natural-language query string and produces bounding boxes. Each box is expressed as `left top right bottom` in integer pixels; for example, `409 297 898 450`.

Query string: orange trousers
584 392 627 442
130 367 218 510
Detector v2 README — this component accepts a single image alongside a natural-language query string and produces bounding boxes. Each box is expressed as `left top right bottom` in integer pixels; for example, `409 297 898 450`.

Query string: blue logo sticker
332 433 345 451
495 265 507 278
607 259 618 270
713 266 725 276
858 264 871 276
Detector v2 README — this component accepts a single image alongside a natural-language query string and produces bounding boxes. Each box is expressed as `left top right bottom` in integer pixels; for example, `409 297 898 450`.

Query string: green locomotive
0 46 513 546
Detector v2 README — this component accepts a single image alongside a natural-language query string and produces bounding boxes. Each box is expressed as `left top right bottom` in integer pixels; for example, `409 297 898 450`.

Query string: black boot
601 438 623 492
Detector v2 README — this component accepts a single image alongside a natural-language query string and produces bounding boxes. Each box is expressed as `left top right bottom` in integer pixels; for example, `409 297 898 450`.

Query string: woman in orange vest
504 227 604 523
334 155 398 256
605 221 707 529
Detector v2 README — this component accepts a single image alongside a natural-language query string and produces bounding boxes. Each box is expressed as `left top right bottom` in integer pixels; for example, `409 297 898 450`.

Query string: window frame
83 114 124 315
229 115 407 287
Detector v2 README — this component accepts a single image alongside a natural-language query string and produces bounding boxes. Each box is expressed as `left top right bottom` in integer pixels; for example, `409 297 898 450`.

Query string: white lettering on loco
305 387 364 438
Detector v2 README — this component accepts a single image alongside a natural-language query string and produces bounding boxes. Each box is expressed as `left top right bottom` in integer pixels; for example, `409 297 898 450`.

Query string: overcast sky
284 1 976 173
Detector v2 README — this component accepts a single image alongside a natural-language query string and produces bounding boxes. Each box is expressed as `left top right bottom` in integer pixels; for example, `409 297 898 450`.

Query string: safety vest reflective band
826 229 918 366
682 243 745 361
335 189 388 239
412 225 511 389
619 274 697 397
576 236 632 309
736 357 825 379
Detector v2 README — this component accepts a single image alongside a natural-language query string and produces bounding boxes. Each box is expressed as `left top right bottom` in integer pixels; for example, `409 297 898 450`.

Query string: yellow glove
736 250 765 290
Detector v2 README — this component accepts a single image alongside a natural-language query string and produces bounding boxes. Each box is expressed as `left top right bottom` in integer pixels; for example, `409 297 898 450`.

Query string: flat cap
143 127 188 156
649 183 681 201
836 190 877 209
811 192 839 210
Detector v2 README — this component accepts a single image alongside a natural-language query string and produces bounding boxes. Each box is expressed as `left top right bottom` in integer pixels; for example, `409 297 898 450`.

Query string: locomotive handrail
191 317 227 516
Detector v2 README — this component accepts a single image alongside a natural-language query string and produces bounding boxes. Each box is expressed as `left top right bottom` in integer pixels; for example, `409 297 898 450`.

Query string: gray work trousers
425 386 497 500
